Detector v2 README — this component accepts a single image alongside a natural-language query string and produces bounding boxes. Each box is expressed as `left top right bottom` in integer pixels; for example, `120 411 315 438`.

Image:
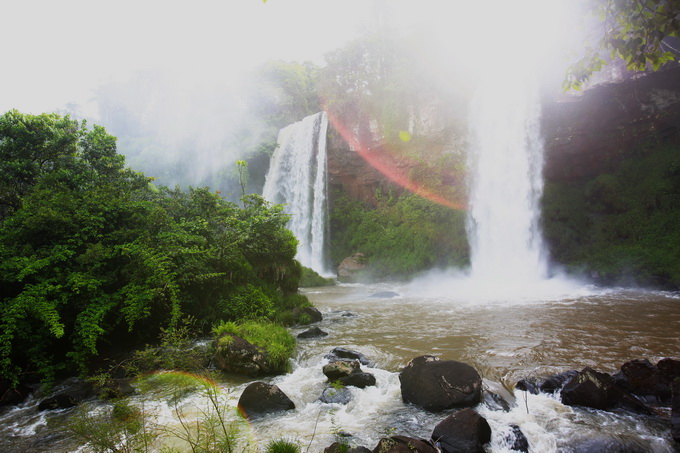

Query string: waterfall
466 74 549 285
262 111 330 275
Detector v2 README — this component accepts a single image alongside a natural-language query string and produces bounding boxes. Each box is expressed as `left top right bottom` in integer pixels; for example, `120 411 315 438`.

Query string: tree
566 0 680 90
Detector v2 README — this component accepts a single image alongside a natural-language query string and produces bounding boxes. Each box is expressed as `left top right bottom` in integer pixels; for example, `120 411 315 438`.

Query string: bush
299 266 335 287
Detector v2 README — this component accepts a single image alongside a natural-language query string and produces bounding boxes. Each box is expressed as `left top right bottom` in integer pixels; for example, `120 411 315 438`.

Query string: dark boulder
237 382 295 419
613 359 672 404
299 306 323 323
341 372 376 389
327 347 373 366
213 335 278 377
516 370 578 395
657 358 680 382
0 380 32 406
672 378 680 443
372 436 438 453
38 380 95 411
298 327 328 339
561 367 653 414
431 408 491 453
399 355 482 411
320 386 353 405
505 425 529 452
325 443 371 453
369 291 400 298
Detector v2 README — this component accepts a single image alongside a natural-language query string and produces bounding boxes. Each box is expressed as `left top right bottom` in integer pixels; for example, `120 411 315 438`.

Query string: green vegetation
264 438 302 453
566 0 680 90
299 266 335 287
330 192 469 280
212 320 296 372
0 110 307 388
542 141 680 287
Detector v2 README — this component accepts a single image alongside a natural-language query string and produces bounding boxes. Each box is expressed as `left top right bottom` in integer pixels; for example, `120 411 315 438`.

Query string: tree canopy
566 0 680 89
0 111 301 387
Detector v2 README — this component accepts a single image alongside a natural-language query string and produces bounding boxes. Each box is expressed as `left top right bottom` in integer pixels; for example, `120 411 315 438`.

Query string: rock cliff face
325 66 680 201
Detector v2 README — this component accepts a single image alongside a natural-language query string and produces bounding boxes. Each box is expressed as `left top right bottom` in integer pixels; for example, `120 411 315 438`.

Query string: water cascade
466 76 548 286
262 111 330 275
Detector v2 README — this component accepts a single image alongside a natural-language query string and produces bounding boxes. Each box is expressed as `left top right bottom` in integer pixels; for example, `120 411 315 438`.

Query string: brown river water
2 281 679 452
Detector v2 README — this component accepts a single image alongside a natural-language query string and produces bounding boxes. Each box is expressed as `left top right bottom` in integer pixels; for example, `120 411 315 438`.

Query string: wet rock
516 370 578 395
324 442 371 453
369 291 399 298
98 378 136 400
505 425 529 452
482 391 511 412
319 386 353 405
341 372 376 389
657 358 680 382
213 335 278 377
0 380 32 406
561 367 653 415
327 347 373 366
568 437 648 453
672 378 680 443
38 380 95 411
297 326 328 339
337 253 366 281
399 355 482 411
299 306 323 323
613 359 671 404
323 360 361 381
237 382 295 419
372 435 438 453
431 408 491 453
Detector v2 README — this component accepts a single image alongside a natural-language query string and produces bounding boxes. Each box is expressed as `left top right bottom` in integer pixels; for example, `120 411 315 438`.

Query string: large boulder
431 408 491 453
297 326 328 339
213 335 277 377
372 436 438 453
337 253 366 281
613 359 672 404
237 382 295 419
38 379 95 411
561 367 653 414
399 355 482 411
0 380 32 406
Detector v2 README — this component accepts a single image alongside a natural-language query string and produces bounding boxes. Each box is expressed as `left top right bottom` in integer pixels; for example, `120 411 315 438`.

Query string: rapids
3 283 679 452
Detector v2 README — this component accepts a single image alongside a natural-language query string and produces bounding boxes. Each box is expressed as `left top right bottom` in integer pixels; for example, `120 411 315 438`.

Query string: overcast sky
1 0 584 117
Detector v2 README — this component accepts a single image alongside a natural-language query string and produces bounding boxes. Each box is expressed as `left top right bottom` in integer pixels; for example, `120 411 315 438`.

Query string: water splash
263 112 330 275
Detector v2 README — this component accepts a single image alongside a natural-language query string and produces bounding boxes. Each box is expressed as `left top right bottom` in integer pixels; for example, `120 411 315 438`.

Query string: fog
1 0 586 194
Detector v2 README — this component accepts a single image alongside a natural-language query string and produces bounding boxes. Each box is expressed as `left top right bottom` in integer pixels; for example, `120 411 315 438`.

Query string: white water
262 112 330 275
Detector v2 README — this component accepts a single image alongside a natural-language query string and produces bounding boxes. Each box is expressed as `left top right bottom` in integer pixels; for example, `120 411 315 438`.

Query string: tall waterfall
262 111 330 275
466 75 549 285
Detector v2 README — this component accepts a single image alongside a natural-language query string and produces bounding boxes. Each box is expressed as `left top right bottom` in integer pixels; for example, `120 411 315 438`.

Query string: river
2 282 679 452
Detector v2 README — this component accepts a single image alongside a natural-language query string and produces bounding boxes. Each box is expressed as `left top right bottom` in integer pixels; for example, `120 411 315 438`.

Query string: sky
1 0 585 117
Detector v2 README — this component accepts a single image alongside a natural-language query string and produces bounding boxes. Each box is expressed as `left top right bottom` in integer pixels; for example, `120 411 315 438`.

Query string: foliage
299 266 336 287
212 320 296 372
0 111 304 388
264 438 302 453
565 0 680 90
329 193 469 280
542 141 680 287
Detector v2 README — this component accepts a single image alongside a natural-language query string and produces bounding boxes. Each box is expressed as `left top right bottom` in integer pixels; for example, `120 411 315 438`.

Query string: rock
298 327 328 339
399 355 482 411
320 386 353 405
324 442 371 453
431 408 491 453
337 253 366 281
561 367 653 415
327 347 373 366
369 291 399 298
0 380 32 406
340 372 376 389
237 382 295 419
672 378 680 443
372 436 438 453
323 360 361 381
505 425 529 452
516 370 578 395
300 306 323 323
482 391 511 412
613 359 671 404
98 378 136 400
38 380 95 411
213 334 278 377
657 358 680 383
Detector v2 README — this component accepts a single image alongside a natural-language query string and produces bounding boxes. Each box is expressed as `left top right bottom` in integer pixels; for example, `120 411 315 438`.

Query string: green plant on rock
264 438 301 453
